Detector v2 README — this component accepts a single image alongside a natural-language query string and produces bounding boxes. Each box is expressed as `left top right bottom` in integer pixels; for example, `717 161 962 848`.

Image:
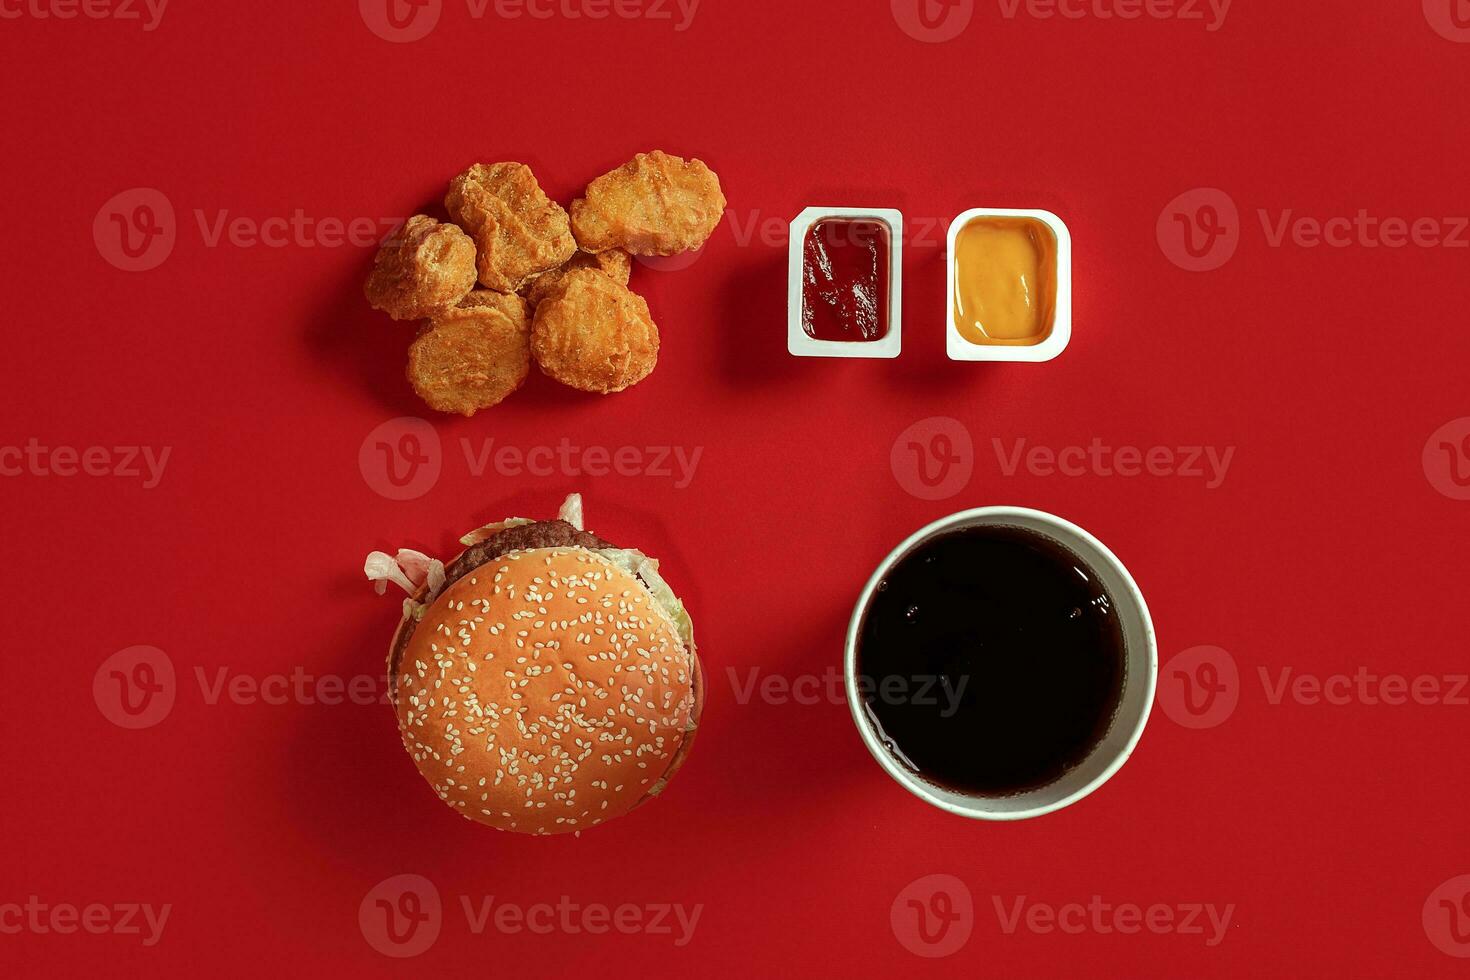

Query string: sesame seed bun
392 547 699 835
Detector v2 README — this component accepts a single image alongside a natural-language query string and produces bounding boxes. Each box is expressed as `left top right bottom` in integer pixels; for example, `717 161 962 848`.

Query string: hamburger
365 494 701 835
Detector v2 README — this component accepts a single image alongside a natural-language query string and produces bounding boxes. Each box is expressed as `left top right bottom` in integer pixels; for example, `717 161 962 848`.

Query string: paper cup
844 506 1156 820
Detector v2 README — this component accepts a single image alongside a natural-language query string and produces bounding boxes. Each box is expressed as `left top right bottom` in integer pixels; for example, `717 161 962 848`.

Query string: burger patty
443 519 612 589
389 520 615 683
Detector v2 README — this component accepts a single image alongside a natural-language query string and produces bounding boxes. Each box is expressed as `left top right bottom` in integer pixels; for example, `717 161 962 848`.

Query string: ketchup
801 219 890 342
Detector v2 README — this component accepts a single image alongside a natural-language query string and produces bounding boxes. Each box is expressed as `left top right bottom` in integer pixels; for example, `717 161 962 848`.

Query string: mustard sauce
952 217 1058 346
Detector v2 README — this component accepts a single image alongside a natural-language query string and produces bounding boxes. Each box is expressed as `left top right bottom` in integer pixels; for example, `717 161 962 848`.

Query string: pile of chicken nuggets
364 151 725 416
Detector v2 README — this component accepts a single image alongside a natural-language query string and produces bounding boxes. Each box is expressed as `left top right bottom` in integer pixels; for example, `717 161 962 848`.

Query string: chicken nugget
364 215 477 321
570 151 725 256
531 269 659 394
458 288 530 333
407 305 530 417
521 248 632 308
446 162 576 292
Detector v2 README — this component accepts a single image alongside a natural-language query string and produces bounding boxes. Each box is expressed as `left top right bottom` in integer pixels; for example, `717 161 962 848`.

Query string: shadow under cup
844 507 1158 821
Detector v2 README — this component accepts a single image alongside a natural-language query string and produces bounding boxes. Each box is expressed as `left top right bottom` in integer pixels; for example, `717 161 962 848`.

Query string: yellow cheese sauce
952 217 1058 346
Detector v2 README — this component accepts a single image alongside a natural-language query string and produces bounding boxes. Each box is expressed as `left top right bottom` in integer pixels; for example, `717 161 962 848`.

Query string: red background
4 0 1469 975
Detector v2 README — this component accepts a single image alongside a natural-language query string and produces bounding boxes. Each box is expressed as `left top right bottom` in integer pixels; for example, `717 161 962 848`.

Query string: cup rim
843 506 1157 821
